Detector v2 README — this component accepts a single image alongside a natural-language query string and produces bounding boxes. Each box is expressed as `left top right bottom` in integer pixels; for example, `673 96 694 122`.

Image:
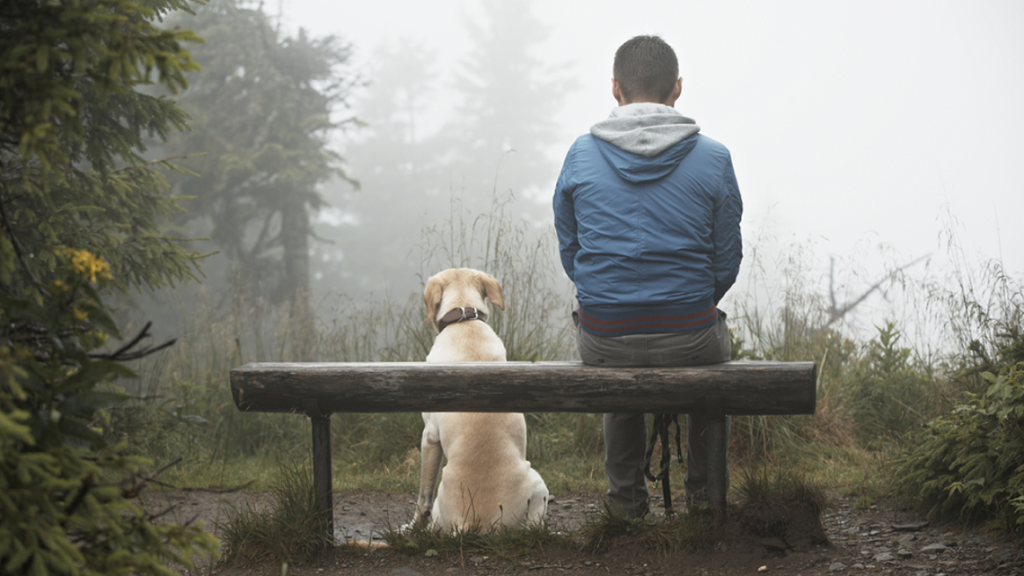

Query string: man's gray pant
575 313 732 517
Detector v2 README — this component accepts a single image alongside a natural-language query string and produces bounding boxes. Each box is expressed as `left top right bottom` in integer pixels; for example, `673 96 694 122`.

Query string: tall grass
107 191 1023 544
413 190 577 361
220 462 333 566
109 191 590 492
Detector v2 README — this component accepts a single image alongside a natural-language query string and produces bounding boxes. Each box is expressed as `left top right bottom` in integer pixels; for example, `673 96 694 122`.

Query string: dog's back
430 411 545 529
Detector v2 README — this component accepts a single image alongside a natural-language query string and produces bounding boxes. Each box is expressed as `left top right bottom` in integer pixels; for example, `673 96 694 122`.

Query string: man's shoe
606 500 649 520
628 502 650 520
685 489 709 511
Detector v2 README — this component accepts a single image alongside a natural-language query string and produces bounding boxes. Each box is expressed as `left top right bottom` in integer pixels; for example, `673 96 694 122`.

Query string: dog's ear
423 275 444 324
479 272 505 311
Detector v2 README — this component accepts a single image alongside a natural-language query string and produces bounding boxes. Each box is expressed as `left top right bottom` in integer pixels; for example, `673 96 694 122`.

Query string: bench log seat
230 360 817 539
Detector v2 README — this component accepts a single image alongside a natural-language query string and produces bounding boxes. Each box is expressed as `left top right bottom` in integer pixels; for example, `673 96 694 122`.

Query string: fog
169 0 1024 348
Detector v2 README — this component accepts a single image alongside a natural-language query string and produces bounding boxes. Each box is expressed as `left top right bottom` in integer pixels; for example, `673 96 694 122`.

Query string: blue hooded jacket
553 103 743 336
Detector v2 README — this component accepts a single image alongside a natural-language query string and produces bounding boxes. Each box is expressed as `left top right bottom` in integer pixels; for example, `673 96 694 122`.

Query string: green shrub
1 0 224 571
1 257 220 574
895 360 1024 535
892 264 1024 537
840 322 943 446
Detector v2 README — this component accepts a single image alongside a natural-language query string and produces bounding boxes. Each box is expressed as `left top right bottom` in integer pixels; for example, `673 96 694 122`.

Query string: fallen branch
891 522 929 532
145 478 256 494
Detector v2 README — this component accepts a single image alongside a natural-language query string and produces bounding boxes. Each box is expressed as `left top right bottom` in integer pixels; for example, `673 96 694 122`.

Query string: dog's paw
400 512 430 534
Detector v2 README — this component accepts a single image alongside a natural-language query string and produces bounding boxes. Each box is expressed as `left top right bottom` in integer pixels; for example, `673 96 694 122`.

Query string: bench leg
706 414 728 515
310 413 334 542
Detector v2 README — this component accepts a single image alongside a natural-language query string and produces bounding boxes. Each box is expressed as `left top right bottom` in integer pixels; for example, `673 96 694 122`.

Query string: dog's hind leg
525 468 550 525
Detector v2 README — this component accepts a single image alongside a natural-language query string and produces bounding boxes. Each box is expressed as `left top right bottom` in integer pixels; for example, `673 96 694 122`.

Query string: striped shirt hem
577 305 718 336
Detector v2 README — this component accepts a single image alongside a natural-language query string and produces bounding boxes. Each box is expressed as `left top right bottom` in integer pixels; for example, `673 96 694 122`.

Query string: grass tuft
220 462 333 566
733 465 829 535
730 464 831 551
576 503 717 554
382 520 558 559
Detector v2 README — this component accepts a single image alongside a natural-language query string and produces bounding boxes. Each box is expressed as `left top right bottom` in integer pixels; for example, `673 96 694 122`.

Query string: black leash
643 413 684 515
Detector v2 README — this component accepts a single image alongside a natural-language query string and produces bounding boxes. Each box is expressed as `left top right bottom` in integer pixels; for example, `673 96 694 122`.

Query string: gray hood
590 103 700 158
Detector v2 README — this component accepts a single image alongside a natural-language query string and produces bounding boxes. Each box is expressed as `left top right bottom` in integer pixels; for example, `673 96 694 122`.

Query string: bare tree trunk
281 200 316 361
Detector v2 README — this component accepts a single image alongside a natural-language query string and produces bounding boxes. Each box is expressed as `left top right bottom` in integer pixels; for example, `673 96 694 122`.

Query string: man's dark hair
613 35 679 103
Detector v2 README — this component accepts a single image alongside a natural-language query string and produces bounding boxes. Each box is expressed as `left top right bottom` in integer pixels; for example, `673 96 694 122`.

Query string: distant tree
318 40 440 296
444 0 571 221
319 2 574 298
162 0 357 355
0 0 218 572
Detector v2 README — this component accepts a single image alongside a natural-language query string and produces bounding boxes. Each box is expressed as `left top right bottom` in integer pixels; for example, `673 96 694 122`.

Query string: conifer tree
445 0 570 221
1 0 219 572
160 0 357 356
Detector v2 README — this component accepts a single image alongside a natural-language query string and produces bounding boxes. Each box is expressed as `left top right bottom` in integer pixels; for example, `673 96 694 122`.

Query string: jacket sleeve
711 153 743 304
553 145 580 282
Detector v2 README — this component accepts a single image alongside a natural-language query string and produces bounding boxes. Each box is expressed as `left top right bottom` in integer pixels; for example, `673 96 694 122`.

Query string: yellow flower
73 307 87 321
66 248 112 283
53 279 68 292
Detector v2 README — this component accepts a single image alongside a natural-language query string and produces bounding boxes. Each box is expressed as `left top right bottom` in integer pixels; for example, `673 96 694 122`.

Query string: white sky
279 0 1024 339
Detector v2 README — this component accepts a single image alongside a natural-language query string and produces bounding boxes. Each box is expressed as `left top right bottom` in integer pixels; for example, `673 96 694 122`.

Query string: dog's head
423 268 505 328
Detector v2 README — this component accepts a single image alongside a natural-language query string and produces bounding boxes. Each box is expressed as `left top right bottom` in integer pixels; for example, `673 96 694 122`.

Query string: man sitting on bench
553 34 744 517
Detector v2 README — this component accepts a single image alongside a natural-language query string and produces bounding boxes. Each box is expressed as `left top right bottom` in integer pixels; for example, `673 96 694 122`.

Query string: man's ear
612 79 626 106
423 276 444 324
665 77 682 106
480 273 505 311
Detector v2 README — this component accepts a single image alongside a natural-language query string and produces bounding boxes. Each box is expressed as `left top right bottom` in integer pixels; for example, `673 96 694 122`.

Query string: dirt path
140 489 1023 575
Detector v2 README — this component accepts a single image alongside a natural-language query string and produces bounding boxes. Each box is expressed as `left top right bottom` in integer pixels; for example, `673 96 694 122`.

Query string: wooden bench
229 360 817 538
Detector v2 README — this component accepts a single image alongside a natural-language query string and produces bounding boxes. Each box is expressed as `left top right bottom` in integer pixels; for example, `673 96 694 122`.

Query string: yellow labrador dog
411 268 549 531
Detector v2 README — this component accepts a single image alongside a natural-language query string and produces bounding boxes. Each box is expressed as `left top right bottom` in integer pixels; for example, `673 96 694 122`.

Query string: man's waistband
575 303 719 337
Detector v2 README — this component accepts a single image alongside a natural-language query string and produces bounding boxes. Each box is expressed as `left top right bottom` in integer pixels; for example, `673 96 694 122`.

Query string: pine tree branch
124 456 182 499
0 186 49 297
62 474 95 526
88 321 177 361
109 153 206 175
